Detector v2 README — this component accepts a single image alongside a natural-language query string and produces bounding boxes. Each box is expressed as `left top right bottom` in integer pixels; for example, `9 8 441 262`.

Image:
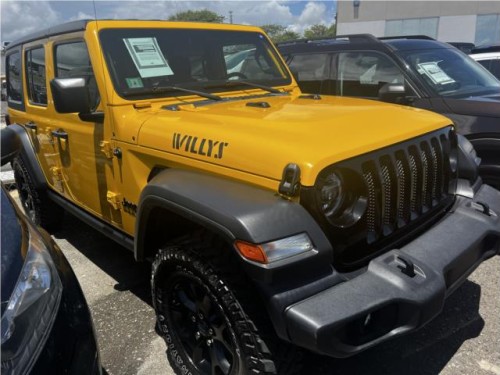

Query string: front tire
152 238 300 375
12 157 64 230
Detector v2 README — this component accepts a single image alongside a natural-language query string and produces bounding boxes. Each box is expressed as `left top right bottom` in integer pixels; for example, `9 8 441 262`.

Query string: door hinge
100 141 114 159
50 167 64 192
107 191 122 210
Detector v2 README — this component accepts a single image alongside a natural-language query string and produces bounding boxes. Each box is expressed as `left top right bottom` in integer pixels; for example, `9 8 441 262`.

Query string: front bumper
284 184 500 358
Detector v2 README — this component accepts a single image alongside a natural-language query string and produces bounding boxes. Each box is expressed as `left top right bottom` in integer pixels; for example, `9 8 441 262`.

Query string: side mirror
1 127 21 166
50 78 91 114
378 83 407 104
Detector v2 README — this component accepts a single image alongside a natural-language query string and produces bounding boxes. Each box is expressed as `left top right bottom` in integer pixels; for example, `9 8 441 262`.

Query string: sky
0 0 337 44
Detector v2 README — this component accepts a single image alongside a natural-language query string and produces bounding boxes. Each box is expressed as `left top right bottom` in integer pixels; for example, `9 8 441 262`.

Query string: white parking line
478 360 500 375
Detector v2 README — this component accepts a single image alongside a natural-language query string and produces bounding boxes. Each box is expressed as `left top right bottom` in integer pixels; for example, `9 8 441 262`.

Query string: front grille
301 126 457 269
361 133 452 243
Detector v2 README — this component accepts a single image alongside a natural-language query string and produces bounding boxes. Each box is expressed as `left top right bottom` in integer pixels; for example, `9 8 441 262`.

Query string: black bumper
284 184 500 358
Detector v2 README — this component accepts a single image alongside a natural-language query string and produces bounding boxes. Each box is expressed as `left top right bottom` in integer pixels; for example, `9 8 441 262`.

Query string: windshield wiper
205 80 285 94
152 84 223 101
122 84 223 101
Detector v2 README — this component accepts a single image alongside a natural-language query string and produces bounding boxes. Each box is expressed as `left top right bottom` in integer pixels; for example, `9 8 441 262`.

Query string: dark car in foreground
1 128 101 374
278 35 500 189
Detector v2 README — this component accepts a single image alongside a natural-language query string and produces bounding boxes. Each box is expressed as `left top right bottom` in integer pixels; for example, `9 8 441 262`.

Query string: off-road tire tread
12 157 64 231
152 231 302 375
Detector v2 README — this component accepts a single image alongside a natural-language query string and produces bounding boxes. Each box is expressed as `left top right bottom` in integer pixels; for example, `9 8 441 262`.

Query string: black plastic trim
282 184 500 357
135 169 333 281
8 124 46 190
47 191 134 252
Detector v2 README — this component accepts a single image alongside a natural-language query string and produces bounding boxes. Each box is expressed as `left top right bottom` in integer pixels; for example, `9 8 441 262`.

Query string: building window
475 14 500 46
385 17 438 39
26 47 47 106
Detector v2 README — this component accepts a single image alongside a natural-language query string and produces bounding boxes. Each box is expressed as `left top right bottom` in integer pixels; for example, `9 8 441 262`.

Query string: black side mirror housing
50 78 92 114
1 127 21 166
378 83 407 104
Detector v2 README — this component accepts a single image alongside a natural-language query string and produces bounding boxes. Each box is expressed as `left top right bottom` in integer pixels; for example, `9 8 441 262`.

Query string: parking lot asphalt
48 208 499 375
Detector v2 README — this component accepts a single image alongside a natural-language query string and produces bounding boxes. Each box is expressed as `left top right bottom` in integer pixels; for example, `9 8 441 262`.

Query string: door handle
25 121 37 130
51 129 68 140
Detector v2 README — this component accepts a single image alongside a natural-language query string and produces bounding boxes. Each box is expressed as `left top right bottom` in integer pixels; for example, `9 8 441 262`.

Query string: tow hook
396 255 416 278
471 201 497 217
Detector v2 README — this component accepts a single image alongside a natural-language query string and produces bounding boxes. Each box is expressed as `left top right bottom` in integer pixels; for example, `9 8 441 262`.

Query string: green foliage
261 24 300 43
168 9 225 23
304 23 336 39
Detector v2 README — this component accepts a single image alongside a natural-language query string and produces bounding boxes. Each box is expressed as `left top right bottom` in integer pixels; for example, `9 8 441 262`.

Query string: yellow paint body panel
8 20 453 238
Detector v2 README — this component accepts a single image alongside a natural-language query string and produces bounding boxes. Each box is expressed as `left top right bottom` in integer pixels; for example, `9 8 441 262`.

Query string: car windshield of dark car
398 47 500 98
99 28 291 99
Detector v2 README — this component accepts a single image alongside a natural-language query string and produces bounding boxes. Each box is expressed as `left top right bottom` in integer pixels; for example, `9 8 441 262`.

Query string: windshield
99 28 291 100
398 47 500 98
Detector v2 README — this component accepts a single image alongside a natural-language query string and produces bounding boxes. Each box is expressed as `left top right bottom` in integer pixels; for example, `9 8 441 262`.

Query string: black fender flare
135 169 332 271
8 124 47 191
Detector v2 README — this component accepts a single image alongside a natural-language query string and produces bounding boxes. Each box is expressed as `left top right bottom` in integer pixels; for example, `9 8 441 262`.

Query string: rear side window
54 41 99 109
6 50 25 110
26 47 48 106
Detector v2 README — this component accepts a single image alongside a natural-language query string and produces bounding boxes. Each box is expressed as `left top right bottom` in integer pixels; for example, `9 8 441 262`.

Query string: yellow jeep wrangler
5 20 500 374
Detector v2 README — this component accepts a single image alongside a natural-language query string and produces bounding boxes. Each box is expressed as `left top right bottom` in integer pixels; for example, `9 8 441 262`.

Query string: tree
168 9 225 23
261 24 300 43
304 23 336 39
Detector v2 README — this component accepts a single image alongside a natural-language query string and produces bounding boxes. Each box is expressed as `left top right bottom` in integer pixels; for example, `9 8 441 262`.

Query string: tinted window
287 53 330 94
399 48 500 98
477 59 500 80
26 47 47 106
335 52 404 98
55 41 99 109
6 51 23 105
490 60 500 80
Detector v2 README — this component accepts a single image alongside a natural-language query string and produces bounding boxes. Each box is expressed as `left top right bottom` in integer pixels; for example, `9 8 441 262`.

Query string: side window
54 41 99 109
287 53 330 94
26 47 48 106
335 52 405 98
490 60 500 80
6 50 25 110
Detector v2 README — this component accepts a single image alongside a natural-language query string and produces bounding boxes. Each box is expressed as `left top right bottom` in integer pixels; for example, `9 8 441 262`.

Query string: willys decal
172 133 229 159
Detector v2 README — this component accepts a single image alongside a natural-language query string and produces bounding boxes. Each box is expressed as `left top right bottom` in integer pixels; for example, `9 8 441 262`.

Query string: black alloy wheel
152 239 301 375
167 273 241 374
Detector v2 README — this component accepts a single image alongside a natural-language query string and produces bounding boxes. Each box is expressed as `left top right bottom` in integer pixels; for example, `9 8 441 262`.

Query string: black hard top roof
6 20 91 50
277 34 452 54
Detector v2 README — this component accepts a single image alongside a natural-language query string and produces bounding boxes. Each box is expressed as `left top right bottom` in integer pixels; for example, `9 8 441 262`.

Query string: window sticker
123 37 173 78
125 77 144 88
417 62 456 85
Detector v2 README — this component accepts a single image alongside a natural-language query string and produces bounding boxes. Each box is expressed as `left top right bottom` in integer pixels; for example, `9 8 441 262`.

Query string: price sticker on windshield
123 37 173 78
417 62 456 85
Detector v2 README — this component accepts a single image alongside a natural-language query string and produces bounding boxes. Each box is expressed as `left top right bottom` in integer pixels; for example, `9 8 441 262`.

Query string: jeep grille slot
302 126 457 270
363 134 453 240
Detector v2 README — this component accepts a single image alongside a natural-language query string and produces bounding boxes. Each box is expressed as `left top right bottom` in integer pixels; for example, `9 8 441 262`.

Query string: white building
337 1 500 46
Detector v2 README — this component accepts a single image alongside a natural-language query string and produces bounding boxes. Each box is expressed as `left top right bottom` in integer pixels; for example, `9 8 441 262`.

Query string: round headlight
319 172 344 216
315 169 367 228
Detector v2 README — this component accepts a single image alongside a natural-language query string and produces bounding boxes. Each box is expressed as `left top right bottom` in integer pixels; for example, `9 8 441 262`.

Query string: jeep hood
138 95 451 186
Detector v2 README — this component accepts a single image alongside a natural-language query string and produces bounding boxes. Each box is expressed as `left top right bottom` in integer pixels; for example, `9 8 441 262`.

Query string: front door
49 37 121 226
